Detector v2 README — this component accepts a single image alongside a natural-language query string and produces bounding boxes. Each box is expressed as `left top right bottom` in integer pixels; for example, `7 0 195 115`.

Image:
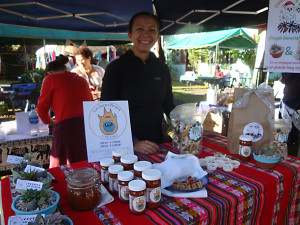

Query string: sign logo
99 108 118 135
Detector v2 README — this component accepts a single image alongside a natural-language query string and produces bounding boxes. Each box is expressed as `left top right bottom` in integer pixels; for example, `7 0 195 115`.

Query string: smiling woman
101 12 175 155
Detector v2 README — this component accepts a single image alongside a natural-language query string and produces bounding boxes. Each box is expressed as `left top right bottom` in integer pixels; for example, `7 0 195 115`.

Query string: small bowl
253 153 280 169
269 48 284 58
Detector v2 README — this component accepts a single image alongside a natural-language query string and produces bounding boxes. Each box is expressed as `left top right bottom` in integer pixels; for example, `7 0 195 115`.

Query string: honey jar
134 161 152 180
121 154 138 172
66 168 101 211
118 171 134 203
128 180 146 215
108 165 124 194
100 158 114 184
239 135 253 161
112 148 128 164
142 169 161 209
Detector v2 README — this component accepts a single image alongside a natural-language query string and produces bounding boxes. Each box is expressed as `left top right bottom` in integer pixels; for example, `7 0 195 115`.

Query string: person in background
101 12 175 154
37 55 94 168
98 53 109 70
71 46 105 91
280 73 300 153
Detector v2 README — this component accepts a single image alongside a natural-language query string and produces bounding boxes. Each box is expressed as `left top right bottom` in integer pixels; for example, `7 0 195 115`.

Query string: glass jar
66 168 101 211
134 161 152 180
112 148 128 164
239 135 253 161
108 165 124 194
129 180 146 215
100 158 114 185
142 169 161 209
118 171 134 203
121 155 138 172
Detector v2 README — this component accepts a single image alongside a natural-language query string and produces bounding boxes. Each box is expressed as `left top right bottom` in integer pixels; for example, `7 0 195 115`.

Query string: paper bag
227 84 275 154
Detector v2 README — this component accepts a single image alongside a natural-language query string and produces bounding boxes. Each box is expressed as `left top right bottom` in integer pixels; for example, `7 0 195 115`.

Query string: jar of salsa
66 168 101 211
121 155 138 172
142 169 161 209
129 180 146 215
112 148 128 164
108 165 124 194
100 158 114 184
118 171 134 203
239 135 253 161
134 161 152 180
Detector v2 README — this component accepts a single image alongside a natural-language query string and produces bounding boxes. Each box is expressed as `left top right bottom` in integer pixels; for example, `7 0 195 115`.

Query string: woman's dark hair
74 46 93 60
45 55 68 74
128 12 160 33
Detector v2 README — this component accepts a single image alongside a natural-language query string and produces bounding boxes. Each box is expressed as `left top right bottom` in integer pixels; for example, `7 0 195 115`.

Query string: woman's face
75 54 91 69
128 15 159 55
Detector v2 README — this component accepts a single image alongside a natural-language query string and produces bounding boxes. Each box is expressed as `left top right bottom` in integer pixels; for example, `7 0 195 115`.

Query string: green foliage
187 49 209 74
38 187 53 206
167 60 178 80
20 169 38 181
230 49 256 72
29 212 68 225
21 189 40 203
19 68 45 94
23 153 35 161
19 160 28 170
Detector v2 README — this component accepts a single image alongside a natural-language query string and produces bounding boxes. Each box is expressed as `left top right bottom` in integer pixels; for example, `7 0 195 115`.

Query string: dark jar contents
118 171 134 203
108 165 124 194
112 148 128 164
134 161 152 180
100 158 114 185
239 135 253 161
121 154 138 172
129 180 146 215
142 169 162 209
66 168 101 211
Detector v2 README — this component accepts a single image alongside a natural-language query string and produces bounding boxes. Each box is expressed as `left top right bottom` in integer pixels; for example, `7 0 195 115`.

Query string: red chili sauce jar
100 158 114 185
118 171 134 203
112 148 128 164
142 169 162 209
134 161 152 180
128 180 146 215
239 135 253 161
108 164 124 194
121 154 138 172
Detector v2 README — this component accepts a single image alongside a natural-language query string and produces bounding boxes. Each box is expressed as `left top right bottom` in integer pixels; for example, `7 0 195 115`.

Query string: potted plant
11 153 42 178
11 187 60 215
253 145 280 169
28 212 73 225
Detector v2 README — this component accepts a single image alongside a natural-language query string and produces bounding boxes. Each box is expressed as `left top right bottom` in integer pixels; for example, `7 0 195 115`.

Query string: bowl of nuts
253 145 280 169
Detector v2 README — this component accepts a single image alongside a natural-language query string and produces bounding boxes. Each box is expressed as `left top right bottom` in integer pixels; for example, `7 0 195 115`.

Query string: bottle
238 135 253 161
28 104 40 136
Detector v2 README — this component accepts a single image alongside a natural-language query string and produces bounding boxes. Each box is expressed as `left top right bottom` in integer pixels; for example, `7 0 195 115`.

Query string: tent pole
23 38 29 72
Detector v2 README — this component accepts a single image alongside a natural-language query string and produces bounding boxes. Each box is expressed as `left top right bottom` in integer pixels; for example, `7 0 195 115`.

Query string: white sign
24 165 45 173
15 112 30 133
83 101 134 162
264 0 300 73
16 179 43 191
6 155 26 164
8 215 45 225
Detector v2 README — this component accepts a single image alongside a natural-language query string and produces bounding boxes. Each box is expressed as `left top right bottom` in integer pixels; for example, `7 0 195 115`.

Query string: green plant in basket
28 212 68 225
255 145 277 157
20 169 39 181
20 187 53 211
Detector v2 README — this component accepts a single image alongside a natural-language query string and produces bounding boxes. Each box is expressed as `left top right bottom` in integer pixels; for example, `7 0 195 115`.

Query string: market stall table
1 134 300 225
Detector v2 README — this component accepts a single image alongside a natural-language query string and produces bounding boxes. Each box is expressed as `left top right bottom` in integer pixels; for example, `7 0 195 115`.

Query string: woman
72 46 105 91
100 12 175 154
37 55 94 168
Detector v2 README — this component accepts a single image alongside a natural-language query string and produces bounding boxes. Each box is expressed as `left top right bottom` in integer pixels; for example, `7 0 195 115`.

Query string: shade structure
166 28 257 50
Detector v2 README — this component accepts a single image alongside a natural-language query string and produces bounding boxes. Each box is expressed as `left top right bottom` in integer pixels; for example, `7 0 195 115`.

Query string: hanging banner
263 0 300 73
83 101 134 162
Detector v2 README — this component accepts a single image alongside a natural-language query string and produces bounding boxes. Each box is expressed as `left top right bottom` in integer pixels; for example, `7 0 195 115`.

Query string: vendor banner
263 0 300 73
83 101 134 162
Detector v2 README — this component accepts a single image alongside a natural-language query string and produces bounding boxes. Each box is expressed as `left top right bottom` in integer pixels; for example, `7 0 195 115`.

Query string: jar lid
66 168 99 187
142 169 161 181
118 171 134 181
121 154 138 164
134 161 152 172
112 148 128 157
108 165 124 174
128 180 146 191
239 135 253 142
100 158 114 167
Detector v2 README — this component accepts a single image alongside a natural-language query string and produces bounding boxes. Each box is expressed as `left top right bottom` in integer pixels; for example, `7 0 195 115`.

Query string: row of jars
100 149 161 215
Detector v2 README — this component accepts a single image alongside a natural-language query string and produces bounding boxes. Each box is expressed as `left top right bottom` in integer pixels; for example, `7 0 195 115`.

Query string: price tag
6 155 27 164
16 179 43 191
8 215 45 225
24 165 45 173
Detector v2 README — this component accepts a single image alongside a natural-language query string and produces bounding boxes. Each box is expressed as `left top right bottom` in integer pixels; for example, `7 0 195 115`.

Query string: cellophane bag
170 103 209 156
273 119 292 159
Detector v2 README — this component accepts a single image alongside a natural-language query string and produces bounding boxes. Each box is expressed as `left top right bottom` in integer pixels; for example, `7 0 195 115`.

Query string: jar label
239 145 251 157
101 170 109 183
146 187 161 203
109 177 117 192
188 124 202 142
119 185 129 200
130 195 146 212
243 122 263 143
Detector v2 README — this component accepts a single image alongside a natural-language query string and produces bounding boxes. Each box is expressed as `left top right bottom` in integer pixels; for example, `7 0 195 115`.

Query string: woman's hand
133 139 160 154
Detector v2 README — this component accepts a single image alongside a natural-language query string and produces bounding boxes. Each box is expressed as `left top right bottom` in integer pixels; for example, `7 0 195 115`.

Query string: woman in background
37 55 94 168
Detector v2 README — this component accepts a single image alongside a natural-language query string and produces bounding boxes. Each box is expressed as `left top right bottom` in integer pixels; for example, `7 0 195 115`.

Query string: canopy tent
166 28 257 50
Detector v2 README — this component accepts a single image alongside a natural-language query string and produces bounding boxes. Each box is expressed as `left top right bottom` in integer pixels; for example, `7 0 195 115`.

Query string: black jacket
101 50 175 144
281 73 300 110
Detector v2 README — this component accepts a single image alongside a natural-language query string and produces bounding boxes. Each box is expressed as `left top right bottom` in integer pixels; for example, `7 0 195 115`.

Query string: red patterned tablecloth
2 135 300 225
